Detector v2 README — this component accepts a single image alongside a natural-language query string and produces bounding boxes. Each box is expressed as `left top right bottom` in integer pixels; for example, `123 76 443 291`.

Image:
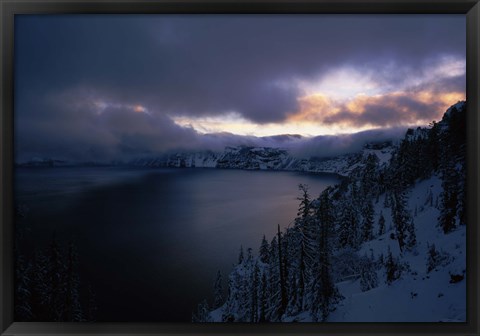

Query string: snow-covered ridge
128 141 395 177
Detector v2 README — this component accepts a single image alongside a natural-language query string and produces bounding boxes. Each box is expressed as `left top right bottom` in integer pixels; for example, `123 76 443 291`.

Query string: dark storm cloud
424 74 466 95
15 91 200 162
15 14 465 161
16 15 465 122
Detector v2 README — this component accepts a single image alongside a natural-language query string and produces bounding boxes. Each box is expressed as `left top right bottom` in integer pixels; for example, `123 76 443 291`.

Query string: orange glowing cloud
285 55 466 131
288 89 465 129
92 100 150 116
133 105 146 113
289 94 338 123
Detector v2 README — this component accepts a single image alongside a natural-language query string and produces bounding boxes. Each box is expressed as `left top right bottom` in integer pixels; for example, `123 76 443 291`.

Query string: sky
14 15 466 162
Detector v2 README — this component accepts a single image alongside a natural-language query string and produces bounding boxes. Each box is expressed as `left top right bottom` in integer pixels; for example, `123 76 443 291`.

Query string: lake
15 167 339 322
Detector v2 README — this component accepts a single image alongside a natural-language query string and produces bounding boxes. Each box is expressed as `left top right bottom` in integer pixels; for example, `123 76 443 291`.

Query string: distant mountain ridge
128 141 395 177
16 141 395 177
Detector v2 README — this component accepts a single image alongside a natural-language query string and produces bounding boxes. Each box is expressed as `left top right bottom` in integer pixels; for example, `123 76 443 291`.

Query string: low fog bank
15 100 406 163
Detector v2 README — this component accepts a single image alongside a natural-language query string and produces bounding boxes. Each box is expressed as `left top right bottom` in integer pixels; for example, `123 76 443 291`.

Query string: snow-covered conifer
361 200 374 241
238 245 244 264
311 191 342 321
378 212 386 236
64 242 83 321
392 191 410 253
360 256 379 292
338 203 359 249
259 235 270 264
213 270 224 309
385 247 400 284
86 285 97 322
192 299 211 322
15 255 32 321
406 219 417 250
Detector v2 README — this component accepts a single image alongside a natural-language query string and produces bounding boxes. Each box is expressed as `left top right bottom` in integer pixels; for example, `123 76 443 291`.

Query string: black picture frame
1 0 479 335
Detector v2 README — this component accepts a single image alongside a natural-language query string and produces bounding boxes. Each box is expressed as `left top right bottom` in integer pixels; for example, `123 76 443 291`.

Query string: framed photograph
1 1 479 335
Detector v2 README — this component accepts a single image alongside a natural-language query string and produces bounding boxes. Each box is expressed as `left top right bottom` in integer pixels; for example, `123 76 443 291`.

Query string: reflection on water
15 167 338 321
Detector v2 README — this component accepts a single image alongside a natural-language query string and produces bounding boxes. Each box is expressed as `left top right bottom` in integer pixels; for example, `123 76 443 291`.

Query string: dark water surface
15 167 338 321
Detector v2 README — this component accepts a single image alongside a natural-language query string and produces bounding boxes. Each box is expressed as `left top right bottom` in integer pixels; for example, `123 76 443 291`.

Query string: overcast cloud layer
15 15 465 162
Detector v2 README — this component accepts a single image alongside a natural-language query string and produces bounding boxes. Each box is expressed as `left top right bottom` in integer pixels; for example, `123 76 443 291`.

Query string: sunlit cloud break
93 100 151 116
285 55 465 130
171 55 465 136
172 112 364 137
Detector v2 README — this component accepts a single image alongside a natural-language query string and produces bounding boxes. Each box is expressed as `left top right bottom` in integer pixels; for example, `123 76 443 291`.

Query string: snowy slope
329 176 466 322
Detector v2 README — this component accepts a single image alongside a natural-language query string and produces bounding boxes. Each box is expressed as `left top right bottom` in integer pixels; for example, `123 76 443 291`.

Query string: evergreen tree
438 160 459 234
242 258 255 321
383 193 392 208
24 238 89 322
385 247 400 284
223 268 245 321
287 272 299 315
266 236 282 321
290 184 316 313
406 219 417 250
392 191 410 253
296 184 311 219
15 224 91 322
438 103 466 234
250 263 260 322
259 235 270 264
64 242 83 321
426 121 440 172
15 255 32 321
361 153 379 198
426 243 439 273
457 162 467 226
425 189 434 207
259 271 267 322
213 270 224 309
378 253 384 266
361 200 374 242
338 203 359 249
238 245 244 264
29 251 49 321
277 224 287 316
86 285 98 322
312 191 342 321
281 229 290 306
45 236 67 321
14 205 33 321
360 256 379 292
378 212 386 236
246 248 253 263
192 299 211 322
